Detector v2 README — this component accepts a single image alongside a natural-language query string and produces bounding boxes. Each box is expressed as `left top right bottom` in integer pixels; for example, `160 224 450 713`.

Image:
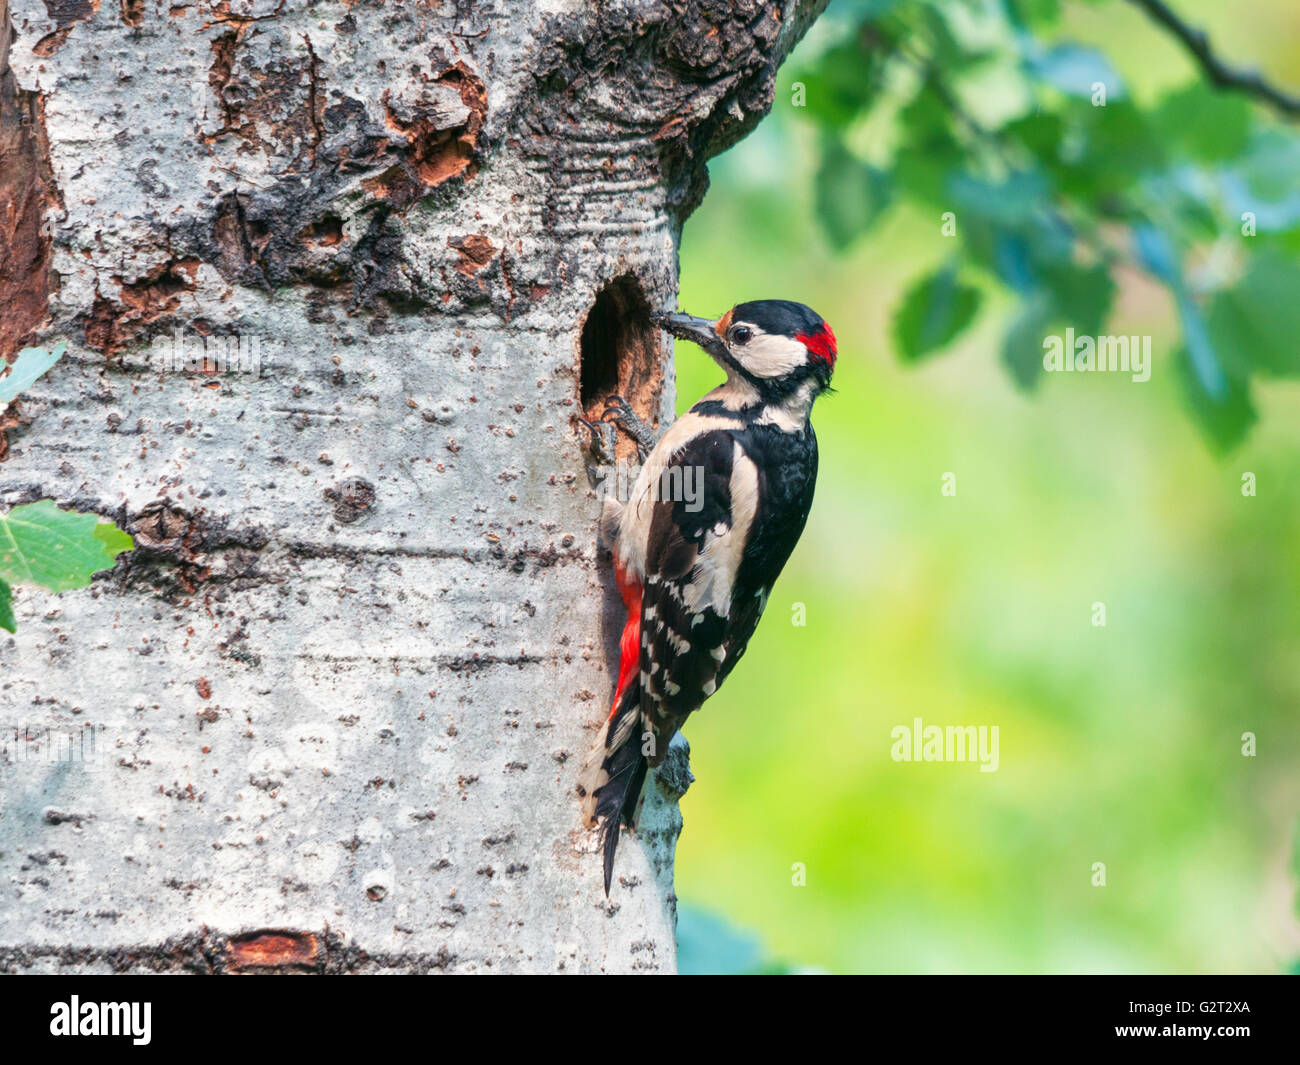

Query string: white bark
0 0 824 973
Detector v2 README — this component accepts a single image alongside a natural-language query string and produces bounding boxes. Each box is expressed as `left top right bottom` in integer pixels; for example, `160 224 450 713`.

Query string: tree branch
1127 0 1300 119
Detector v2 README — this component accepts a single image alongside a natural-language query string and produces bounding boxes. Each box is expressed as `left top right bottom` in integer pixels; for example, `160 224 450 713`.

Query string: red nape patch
610 561 642 720
796 322 838 367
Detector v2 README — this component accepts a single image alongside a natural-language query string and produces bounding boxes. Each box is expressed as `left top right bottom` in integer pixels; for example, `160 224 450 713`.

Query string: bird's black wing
637 428 761 761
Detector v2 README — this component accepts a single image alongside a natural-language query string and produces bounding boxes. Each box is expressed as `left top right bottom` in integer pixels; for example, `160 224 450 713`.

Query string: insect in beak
649 310 730 361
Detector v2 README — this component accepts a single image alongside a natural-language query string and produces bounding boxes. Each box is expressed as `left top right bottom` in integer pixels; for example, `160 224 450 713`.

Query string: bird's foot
602 395 658 462
578 415 618 488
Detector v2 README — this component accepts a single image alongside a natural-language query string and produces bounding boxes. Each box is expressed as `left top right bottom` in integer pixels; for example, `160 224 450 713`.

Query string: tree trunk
0 0 824 973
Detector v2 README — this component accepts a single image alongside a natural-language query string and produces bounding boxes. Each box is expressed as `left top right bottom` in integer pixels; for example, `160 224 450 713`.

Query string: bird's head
650 299 837 402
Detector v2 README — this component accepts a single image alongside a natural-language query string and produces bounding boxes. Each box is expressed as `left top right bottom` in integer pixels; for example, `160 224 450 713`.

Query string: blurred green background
672 0 1300 974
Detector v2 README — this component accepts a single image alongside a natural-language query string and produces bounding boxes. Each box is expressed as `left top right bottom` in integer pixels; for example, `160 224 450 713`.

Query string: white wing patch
614 411 743 580
680 441 759 617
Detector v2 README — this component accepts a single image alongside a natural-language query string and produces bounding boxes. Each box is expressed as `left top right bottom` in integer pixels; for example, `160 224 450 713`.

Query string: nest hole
579 275 662 462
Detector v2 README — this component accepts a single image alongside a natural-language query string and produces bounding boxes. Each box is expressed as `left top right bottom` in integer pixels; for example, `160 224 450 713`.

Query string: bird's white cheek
736 334 807 378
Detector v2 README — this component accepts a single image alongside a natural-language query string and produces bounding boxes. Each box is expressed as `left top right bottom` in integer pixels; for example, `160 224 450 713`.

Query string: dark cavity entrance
579 275 662 462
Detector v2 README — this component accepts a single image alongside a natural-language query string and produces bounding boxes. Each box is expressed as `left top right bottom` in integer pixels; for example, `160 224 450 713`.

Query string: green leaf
1175 349 1255 453
0 578 13 634
946 171 1074 292
947 170 1051 227
1221 129 1300 234
93 517 136 557
1003 113 1066 163
1040 261 1115 338
992 233 1036 293
839 0 907 17
1002 291 1054 390
1154 83 1252 163
814 140 892 249
1088 101 1166 181
893 265 982 363
0 500 134 593
0 342 67 405
1233 129 1300 210
1051 100 1165 203
794 38 887 129
1207 252 1300 378
1142 172 1225 241
1016 0 1062 24
1176 292 1229 400
894 92 965 206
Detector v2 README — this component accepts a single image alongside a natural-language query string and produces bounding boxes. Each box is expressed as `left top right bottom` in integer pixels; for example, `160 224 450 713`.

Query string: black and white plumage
578 299 837 893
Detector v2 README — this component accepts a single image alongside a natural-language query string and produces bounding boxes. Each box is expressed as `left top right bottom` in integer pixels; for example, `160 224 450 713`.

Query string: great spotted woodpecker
578 299 837 893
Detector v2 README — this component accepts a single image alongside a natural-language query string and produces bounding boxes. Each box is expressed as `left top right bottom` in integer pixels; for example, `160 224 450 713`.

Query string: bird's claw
600 395 657 459
578 415 617 487
602 394 636 422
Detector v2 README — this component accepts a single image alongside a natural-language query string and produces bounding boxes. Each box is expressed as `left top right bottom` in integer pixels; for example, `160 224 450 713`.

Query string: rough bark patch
0 400 23 462
448 233 496 277
202 23 324 167
118 499 268 598
324 477 376 524
43 0 100 27
32 26 74 56
226 931 322 971
0 73 57 361
0 930 457 974
78 260 200 356
362 62 486 210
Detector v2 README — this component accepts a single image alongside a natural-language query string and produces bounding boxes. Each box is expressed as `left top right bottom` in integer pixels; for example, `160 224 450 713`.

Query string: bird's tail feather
579 683 648 895
597 733 647 895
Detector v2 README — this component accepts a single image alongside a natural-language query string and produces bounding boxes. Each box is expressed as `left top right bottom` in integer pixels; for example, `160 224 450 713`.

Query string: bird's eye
730 326 752 345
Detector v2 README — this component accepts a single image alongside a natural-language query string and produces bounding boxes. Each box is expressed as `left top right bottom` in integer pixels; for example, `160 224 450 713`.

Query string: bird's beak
649 310 729 360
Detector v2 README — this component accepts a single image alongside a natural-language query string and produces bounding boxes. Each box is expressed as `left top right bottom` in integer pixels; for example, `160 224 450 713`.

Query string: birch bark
0 0 825 973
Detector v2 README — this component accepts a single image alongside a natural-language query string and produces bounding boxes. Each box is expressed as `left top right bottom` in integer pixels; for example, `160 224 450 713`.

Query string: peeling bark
0 8 58 362
0 0 826 974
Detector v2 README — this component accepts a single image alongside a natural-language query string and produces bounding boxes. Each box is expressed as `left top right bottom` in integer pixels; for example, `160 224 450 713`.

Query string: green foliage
0 345 134 634
0 500 133 594
1155 83 1252 162
675 0 1299 977
0 502 134 634
793 0 1300 451
1001 290 1054 388
0 341 66 405
815 138 892 248
1207 252 1300 377
893 264 982 360
0 579 13 635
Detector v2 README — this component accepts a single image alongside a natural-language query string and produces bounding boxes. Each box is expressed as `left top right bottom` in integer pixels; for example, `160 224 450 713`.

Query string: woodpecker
578 299 837 894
